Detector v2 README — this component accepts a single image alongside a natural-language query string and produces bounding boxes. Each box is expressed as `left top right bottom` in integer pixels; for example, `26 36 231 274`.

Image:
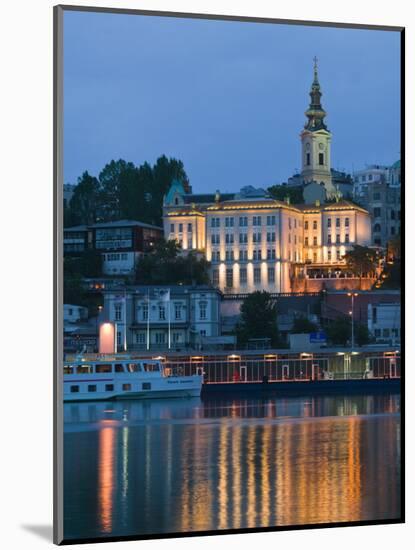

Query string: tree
67 171 101 226
343 245 378 289
98 159 137 221
268 184 304 204
292 316 318 333
356 323 370 346
387 236 401 261
135 239 210 285
236 291 279 346
326 317 351 346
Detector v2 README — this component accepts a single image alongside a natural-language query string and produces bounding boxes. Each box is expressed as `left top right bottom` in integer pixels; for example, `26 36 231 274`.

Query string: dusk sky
63 10 401 193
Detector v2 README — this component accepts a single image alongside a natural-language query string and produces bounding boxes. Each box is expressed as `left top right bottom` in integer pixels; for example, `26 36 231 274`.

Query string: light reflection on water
63 393 401 540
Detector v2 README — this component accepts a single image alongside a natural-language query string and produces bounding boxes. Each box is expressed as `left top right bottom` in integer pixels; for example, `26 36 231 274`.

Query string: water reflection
64 393 400 540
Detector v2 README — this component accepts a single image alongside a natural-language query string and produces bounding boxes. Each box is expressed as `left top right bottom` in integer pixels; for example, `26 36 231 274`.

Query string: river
63 392 401 541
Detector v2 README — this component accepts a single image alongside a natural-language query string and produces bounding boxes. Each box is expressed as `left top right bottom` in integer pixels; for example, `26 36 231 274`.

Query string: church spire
304 57 327 131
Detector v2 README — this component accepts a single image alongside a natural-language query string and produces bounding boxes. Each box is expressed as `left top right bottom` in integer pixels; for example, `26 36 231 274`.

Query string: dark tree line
64 155 189 228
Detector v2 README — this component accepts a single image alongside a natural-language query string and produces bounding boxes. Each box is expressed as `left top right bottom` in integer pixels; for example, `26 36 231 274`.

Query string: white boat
63 357 203 402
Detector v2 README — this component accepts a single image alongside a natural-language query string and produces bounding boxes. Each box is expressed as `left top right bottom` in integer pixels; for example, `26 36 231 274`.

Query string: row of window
304 218 350 231
69 382 152 394
211 249 279 262
103 252 129 261
136 302 207 321
214 267 277 288
209 215 281 228
304 234 350 246
210 232 278 245
373 328 400 338
170 223 192 233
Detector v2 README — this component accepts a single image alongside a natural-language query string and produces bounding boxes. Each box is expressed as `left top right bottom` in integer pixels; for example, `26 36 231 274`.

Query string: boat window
127 363 139 373
76 365 92 374
115 364 124 373
122 383 132 391
142 382 151 390
95 364 112 373
88 385 97 392
64 366 74 375
70 385 79 393
143 363 160 372
105 384 114 392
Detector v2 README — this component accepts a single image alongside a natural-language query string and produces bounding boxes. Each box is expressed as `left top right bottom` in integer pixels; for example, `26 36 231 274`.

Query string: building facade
353 161 401 247
367 302 400 345
102 285 221 351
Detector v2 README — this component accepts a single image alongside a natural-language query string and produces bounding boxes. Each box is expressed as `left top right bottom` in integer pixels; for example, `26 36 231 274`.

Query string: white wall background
0 1 411 549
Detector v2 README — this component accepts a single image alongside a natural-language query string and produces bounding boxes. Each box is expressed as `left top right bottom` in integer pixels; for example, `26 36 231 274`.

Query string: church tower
300 58 336 199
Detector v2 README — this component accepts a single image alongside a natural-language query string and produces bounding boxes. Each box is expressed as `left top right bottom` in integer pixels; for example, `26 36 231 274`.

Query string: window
159 305 166 320
327 218 331 228
253 233 261 243
142 383 151 390
345 217 350 227
391 210 396 220
304 221 309 230
122 384 132 391
188 237 193 249
327 235 331 245
313 220 317 230
369 174 373 181
313 236 317 246
373 207 381 218
199 302 207 320
391 227 396 235
313 252 317 263
114 303 122 321
200 330 206 337
306 153 311 165
135 333 145 344
374 329 381 337
345 234 350 243
336 249 341 260
268 267 275 283
175 303 181 320
155 332 165 344
96 364 112 373
254 267 261 284
225 217 234 227
267 215 276 225
336 218 340 228
88 385 97 393
115 364 124 373
226 269 233 288
76 365 92 374
239 216 248 227
327 250 332 261
117 332 122 347
105 384 114 392
267 249 276 260
336 234 340 244
142 303 148 321
225 233 234 244
170 223 174 233
253 216 262 226
239 233 248 244
179 223 183 233
172 332 181 343
319 153 324 165
70 385 79 393
383 328 390 338
211 234 220 245
212 269 219 286
374 223 381 233
305 237 309 246
240 268 247 285
187 223 192 232
240 250 248 261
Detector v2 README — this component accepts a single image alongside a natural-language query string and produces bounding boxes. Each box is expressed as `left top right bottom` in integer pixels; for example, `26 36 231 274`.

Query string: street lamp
347 292 358 350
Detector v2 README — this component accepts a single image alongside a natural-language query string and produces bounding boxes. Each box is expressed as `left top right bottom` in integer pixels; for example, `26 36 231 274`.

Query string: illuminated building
163 62 371 294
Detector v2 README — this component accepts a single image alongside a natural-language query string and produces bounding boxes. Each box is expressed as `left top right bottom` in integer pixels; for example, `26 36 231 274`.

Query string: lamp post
347 292 358 350
96 305 103 352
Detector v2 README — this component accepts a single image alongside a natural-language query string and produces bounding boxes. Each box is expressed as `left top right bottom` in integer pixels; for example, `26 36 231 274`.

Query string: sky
63 10 401 193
